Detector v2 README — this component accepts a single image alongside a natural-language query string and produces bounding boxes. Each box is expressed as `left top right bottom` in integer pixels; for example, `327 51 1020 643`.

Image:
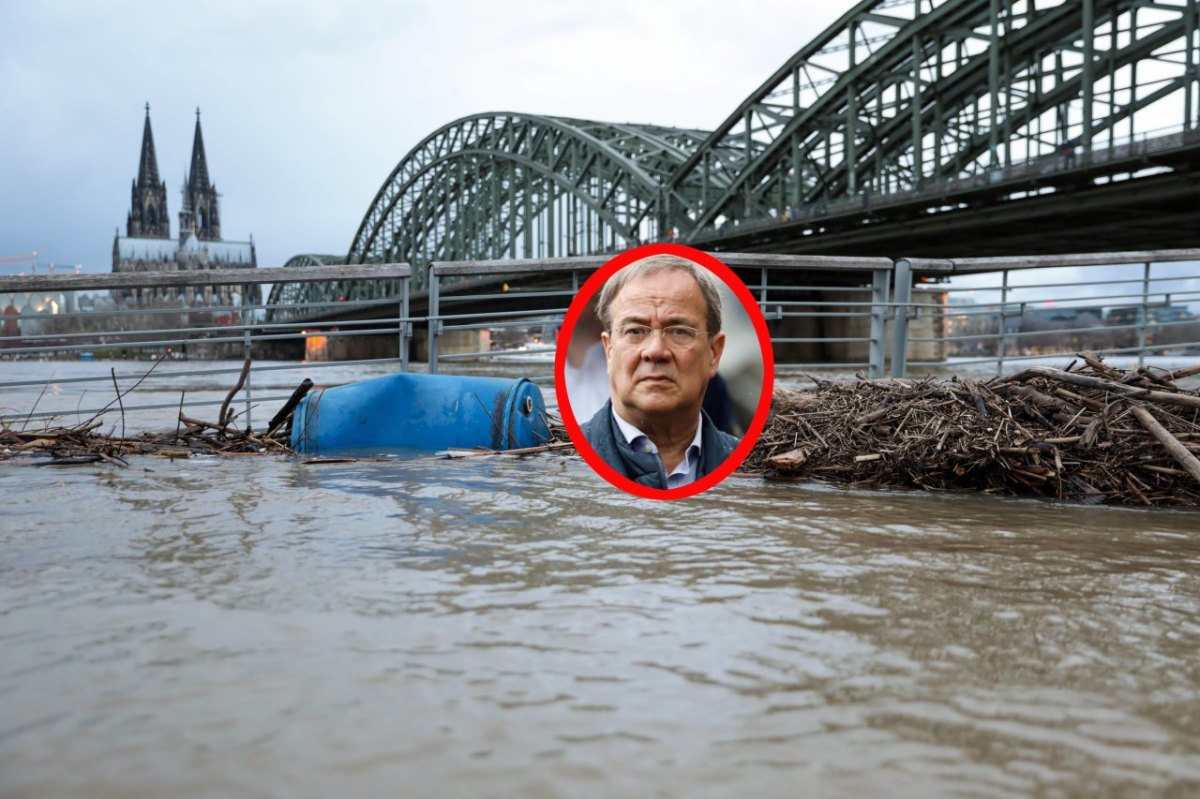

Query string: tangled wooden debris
6 352 1200 508
0 400 297 465
743 355 1200 507
0 419 293 467
0 359 306 467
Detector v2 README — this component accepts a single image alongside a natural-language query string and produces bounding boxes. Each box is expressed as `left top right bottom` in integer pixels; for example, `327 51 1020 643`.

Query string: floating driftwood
1 357 300 467
743 355 1200 507
0 414 293 466
6 353 1200 508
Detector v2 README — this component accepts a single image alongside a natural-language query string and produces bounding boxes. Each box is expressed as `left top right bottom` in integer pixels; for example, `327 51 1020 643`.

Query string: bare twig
431 441 577 459
1167 364 1200 381
1022 367 1200 410
111 368 126 440
20 374 54 432
265 378 313 438
1131 405 1200 486
175 391 185 441
179 413 222 431
219 357 252 432
74 353 168 431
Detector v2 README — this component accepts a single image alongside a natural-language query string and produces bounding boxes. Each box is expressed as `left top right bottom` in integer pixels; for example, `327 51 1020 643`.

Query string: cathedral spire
188 107 211 193
137 103 162 190
181 107 220 241
126 102 170 238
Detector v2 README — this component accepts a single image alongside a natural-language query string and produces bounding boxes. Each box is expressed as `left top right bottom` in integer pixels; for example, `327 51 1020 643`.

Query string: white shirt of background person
564 339 610 423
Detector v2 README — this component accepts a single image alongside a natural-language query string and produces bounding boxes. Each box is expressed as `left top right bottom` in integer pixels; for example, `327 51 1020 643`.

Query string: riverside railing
427 256 608 379
427 253 896 379
719 253 893 377
5 250 1197 429
427 249 1198 381
0 263 411 428
891 249 1200 377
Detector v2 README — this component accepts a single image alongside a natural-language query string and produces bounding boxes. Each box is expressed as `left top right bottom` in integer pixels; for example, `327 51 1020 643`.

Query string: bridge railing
892 249 1200 378
0 263 412 429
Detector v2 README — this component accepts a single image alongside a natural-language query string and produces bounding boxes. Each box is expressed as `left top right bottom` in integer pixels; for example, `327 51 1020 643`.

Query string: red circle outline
554 243 775 500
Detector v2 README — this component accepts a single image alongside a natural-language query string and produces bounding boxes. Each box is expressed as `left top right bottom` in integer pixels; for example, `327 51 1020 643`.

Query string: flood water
3 360 1200 798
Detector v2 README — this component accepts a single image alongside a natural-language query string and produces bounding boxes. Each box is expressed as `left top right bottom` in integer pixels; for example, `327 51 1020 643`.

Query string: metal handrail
4 251 1198 430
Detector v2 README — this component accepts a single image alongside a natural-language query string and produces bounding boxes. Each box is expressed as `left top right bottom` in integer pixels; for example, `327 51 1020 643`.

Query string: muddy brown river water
2 360 1199 798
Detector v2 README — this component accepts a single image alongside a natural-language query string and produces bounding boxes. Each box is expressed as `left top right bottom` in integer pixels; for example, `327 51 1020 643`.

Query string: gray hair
596 254 723 335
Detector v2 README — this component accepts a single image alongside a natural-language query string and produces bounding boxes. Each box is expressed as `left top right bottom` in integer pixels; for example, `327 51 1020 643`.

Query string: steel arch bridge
347 113 718 286
269 252 407 315
274 0 1200 309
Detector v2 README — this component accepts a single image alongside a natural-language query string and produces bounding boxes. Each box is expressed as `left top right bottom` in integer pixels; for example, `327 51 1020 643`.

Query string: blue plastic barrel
291 373 549 454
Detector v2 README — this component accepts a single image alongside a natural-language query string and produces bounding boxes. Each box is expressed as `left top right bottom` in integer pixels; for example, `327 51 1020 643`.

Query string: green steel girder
265 253 360 319
669 0 1200 238
346 113 728 286
915 10 1191 183
290 0 1199 315
802 2 1190 202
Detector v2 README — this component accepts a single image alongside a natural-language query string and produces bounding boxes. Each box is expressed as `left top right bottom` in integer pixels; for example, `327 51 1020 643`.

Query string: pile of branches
744 355 1200 507
0 420 292 467
0 361 307 467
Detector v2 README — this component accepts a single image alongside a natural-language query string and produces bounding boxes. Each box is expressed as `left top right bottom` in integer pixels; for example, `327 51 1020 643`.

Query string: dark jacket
581 400 740 490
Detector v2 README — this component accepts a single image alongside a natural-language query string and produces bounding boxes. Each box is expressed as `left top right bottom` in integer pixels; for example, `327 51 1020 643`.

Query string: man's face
601 269 725 427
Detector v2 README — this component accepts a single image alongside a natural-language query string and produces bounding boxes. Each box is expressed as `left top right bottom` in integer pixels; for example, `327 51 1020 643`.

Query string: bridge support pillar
252 337 305 361
428 329 491 367
410 326 429 362
323 333 404 362
406 326 489 365
767 287 946 369
828 286 946 370
765 307 822 364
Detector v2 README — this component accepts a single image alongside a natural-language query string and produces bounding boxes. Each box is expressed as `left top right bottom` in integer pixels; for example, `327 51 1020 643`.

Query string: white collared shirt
611 408 703 488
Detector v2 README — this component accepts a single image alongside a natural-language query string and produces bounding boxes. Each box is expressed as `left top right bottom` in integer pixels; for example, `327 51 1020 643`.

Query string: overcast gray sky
0 0 846 275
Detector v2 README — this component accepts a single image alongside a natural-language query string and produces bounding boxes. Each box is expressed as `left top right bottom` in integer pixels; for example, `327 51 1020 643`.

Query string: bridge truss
345 114 719 288
277 0 1199 310
673 0 1199 230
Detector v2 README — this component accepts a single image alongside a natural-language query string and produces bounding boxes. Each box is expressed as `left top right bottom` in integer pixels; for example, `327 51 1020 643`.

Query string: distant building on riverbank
111 105 259 310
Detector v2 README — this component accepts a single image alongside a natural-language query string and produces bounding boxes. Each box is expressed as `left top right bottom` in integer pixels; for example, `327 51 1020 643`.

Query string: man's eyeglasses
613 324 709 351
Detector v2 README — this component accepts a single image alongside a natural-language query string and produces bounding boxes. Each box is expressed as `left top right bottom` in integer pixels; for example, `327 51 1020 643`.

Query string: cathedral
112 105 259 308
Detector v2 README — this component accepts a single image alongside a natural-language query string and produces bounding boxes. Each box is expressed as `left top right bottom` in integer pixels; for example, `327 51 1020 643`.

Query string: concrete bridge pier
426 328 491 364
275 325 489 364
401 326 487 364
765 286 947 367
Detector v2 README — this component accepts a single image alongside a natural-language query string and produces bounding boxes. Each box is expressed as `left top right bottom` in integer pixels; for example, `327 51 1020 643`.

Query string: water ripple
2 450 1199 797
